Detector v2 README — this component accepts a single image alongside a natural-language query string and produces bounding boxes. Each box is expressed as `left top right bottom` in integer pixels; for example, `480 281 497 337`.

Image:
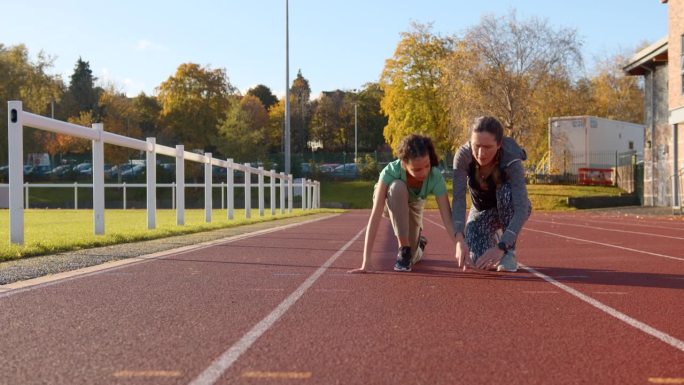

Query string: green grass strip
0 208 337 261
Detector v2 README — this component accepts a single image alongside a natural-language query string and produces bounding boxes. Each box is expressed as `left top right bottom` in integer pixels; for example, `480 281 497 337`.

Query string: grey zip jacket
451 136 531 248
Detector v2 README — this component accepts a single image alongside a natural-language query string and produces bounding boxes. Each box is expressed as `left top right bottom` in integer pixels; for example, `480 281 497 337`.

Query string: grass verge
0 208 339 261
321 180 624 211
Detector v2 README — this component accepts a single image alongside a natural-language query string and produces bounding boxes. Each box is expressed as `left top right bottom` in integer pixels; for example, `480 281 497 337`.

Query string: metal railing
6 101 320 245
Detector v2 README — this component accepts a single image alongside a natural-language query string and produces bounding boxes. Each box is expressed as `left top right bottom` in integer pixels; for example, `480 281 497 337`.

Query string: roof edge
623 36 668 74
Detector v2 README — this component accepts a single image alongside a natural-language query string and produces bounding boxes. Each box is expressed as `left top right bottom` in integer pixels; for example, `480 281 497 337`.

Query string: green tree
356 83 388 152
380 22 453 155
132 92 162 140
290 70 312 153
156 63 236 151
216 95 268 162
246 84 278 111
60 57 101 121
310 90 346 151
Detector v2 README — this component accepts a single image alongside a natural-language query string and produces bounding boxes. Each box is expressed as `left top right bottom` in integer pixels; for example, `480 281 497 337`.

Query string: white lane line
525 228 684 262
0 214 340 299
522 264 684 353
533 215 684 232
529 219 684 241
426 216 684 352
188 227 365 385
593 291 629 295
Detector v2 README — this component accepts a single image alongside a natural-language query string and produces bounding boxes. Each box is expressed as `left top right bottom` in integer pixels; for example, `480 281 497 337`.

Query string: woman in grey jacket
452 116 531 272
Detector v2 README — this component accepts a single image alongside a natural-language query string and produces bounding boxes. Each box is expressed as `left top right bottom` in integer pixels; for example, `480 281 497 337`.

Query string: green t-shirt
379 159 447 202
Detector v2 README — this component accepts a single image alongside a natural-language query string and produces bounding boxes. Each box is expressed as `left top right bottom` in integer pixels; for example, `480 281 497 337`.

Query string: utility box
548 116 644 175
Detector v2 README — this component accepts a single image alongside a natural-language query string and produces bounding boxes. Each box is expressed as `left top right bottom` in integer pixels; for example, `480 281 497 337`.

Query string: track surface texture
1 210 682 385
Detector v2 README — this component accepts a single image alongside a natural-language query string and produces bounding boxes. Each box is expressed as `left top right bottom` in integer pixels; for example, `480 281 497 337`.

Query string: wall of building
666 0 684 208
668 0 684 109
644 64 671 206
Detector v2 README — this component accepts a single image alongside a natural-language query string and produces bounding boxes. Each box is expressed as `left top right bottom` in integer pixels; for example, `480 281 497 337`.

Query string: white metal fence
6 101 320 245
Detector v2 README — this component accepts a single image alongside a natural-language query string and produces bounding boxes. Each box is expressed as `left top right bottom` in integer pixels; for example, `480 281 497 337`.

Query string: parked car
121 164 145 179
331 163 358 179
106 164 135 179
47 165 73 177
73 162 92 175
26 165 52 177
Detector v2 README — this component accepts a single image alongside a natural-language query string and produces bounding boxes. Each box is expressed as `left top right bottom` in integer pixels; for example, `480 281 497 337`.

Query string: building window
629 141 634 150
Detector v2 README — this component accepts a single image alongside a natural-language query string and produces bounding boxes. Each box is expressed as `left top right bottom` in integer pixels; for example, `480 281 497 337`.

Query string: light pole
354 103 358 162
284 0 291 175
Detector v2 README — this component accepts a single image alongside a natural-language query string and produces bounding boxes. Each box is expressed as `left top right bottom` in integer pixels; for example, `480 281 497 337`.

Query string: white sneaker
411 235 427 265
496 250 518 272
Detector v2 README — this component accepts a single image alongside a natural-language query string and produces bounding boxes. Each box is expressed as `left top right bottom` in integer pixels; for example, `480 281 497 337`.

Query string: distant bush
357 154 380 180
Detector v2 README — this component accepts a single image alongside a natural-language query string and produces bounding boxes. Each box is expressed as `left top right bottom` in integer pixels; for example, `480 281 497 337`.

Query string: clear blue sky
1 0 668 99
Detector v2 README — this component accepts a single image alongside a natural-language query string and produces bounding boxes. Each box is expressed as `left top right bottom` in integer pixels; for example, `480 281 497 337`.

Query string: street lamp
284 0 291 175
354 103 358 162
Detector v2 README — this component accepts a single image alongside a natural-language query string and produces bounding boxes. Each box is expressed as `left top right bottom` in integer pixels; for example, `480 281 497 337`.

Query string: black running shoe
394 246 412 272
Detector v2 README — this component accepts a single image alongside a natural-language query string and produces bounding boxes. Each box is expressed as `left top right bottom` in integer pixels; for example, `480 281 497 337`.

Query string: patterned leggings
465 183 529 262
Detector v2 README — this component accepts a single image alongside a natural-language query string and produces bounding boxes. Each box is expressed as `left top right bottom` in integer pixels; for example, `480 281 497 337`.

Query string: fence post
221 182 225 210
270 170 276 215
172 182 176 210
288 175 293 213
310 180 314 209
205 153 212 223
92 123 105 235
614 150 618 187
176 145 185 225
302 178 307 210
122 182 126 210
146 137 157 229
244 163 251 219
8 101 24 244
308 179 313 209
227 159 234 220
25 184 29 209
280 172 285 214
258 166 264 217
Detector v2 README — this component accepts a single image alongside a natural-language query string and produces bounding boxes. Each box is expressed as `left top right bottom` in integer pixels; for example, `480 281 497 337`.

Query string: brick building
624 0 684 209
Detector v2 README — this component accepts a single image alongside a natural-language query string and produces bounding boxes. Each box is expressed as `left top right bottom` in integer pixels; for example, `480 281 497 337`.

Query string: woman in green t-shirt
350 134 458 273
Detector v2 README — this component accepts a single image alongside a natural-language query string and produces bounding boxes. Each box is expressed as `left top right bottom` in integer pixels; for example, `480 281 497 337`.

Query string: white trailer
548 116 644 175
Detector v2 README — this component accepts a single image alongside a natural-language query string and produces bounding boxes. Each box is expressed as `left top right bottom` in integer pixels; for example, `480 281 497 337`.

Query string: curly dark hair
396 134 439 167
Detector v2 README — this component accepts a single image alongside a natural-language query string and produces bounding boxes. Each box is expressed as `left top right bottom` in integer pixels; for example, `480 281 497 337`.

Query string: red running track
0 211 682 384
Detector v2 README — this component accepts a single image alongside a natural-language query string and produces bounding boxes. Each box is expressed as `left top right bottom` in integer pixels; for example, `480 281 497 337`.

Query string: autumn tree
98 88 144 164
442 11 582 160
0 44 63 162
266 99 285 153
585 51 644 123
157 63 236 151
380 22 453 155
